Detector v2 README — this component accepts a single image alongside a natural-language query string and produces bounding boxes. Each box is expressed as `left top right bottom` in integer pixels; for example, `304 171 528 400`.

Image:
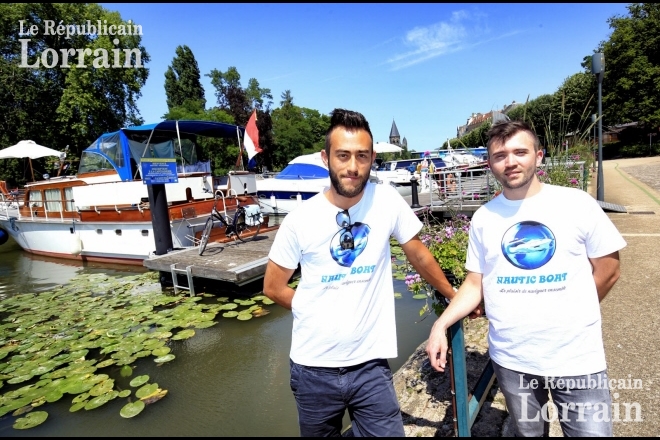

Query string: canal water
0 244 436 436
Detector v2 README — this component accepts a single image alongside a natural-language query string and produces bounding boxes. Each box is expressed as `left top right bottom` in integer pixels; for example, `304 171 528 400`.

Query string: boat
0 120 270 265
256 151 423 215
256 152 329 216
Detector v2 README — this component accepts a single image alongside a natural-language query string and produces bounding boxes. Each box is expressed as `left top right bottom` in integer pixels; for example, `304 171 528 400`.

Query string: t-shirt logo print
330 210 371 267
501 221 556 270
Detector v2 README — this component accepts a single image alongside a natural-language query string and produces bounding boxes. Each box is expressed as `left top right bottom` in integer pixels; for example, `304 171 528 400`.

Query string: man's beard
497 166 536 190
328 164 369 198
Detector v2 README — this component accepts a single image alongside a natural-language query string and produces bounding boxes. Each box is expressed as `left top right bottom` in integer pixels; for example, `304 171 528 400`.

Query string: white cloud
387 9 499 70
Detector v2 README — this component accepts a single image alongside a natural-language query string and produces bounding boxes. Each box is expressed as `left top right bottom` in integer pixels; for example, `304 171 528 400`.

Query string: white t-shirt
268 182 422 367
466 184 627 376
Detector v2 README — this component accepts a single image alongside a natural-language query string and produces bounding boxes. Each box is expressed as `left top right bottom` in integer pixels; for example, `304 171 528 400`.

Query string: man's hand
426 320 449 372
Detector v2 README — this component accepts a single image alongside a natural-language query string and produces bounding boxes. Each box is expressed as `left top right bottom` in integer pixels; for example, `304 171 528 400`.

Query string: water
0 247 435 436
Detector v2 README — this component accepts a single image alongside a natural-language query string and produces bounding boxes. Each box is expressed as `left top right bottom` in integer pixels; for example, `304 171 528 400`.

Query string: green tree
596 3 660 128
0 3 150 184
164 45 205 111
270 91 330 169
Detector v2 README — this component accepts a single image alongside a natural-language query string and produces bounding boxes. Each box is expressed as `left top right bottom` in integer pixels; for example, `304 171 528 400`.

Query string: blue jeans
492 361 612 437
289 358 405 437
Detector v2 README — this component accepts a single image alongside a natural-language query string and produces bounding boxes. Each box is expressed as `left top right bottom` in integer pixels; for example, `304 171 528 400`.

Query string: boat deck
143 229 279 287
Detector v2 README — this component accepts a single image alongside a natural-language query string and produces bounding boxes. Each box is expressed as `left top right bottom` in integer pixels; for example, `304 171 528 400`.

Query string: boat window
78 151 115 174
45 189 62 212
28 190 43 208
64 187 74 211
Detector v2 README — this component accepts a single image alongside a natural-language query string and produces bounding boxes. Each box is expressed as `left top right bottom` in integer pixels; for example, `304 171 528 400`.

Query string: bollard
410 176 421 208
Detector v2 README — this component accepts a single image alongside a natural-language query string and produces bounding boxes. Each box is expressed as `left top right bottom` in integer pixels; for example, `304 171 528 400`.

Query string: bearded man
264 108 458 437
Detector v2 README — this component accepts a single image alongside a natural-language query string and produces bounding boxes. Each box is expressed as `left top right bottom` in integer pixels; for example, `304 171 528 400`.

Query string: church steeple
389 120 400 146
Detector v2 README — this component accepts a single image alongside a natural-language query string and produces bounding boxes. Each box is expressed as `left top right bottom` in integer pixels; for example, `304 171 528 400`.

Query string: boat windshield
78 151 116 174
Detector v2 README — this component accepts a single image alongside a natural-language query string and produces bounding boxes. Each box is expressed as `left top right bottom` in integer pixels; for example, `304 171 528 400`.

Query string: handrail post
410 176 421 208
448 319 470 436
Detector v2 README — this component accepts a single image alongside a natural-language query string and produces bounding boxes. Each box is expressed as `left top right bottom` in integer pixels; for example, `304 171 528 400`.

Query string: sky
102 3 630 152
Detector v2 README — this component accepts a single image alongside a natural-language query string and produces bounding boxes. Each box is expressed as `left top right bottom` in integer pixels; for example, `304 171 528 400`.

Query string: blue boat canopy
275 163 328 180
78 120 244 181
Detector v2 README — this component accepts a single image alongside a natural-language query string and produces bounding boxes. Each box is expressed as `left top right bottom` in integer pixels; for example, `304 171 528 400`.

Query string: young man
426 120 626 437
264 108 457 437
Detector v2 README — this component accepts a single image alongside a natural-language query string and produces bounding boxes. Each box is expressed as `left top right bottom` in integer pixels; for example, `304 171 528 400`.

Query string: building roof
390 120 400 138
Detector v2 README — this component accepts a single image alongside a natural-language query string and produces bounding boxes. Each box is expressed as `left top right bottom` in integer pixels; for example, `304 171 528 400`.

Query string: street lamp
591 114 597 165
592 53 605 202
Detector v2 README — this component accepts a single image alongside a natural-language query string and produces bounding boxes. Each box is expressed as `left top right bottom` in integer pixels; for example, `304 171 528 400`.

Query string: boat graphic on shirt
330 222 371 267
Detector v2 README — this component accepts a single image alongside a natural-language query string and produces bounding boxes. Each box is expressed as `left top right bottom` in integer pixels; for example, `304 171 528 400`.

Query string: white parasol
0 140 64 181
374 142 402 154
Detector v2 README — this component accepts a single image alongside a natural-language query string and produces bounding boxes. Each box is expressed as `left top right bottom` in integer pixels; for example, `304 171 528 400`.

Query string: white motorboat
0 121 268 265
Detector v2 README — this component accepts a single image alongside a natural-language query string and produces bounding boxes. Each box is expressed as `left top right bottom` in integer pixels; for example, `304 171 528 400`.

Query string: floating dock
143 229 279 291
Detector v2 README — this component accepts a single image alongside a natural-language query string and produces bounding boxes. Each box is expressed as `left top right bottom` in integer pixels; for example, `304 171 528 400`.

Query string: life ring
0 227 8 246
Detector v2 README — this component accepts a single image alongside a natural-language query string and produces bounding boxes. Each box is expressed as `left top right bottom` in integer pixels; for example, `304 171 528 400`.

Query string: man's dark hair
486 120 541 153
324 108 373 155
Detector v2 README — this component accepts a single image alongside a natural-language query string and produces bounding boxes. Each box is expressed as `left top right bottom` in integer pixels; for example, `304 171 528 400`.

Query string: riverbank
393 156 660 437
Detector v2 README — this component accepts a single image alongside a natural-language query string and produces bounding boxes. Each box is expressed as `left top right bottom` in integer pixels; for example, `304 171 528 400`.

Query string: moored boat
0 120 269 265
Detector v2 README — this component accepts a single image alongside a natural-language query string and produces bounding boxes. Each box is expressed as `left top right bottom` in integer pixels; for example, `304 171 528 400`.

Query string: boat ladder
170 263 195 297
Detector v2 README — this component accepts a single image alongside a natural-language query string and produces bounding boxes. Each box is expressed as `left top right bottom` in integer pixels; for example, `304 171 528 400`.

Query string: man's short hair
486 120 541 153
324 108 373 154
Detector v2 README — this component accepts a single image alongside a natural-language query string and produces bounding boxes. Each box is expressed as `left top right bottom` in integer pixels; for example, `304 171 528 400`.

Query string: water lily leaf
72 393 89 404
220 303 238 310
151 347 171 357
412 294 427 300
222 311 239 318
261 298 275 305
252 295 266 301
141 388 168 405
120 400 145 418
13 410 48 429
153 354 175 364
12 405 33 416
394 292 402 299
96 359 116 369
120 366 133 377
237 314 253 321
193 321 217 329
115 357 136 366
171 329 194 340
118 389 131 398
135 383 159 399
251 308 270 318
84 394 111 410
134 350 152 358
129 375 150 387
7 374 33 384
89 379 114 397
44 390 63 403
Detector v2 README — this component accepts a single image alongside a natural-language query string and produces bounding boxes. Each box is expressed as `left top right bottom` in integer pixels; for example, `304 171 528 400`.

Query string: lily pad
129 375 150 387
153 354 175 364
118 389 131 398
236 314 253 321
84 394 111 410
171 329 195 340
261 298 275 305
72 393 89 404
95 359 116 369
120 400 145 418
222 311 239 318
151 347 171 357
135 383 159 399
141 388 168 405
193 321 217 329
412 294 427 300
13 410 48 429
119 366 133 377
